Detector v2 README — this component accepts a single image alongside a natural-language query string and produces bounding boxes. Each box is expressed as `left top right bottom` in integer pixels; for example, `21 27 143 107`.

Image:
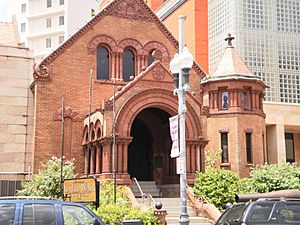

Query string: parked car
215 198 300 225
0 197 105 225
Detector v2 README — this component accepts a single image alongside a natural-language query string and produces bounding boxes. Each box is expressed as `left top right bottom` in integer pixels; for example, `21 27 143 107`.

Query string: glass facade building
209 0 300 103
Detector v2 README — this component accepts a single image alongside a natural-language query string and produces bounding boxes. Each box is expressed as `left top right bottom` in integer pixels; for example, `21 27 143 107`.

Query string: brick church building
32 0 266 186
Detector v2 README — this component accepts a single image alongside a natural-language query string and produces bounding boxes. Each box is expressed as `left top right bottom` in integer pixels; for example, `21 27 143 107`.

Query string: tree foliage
17 156 76 199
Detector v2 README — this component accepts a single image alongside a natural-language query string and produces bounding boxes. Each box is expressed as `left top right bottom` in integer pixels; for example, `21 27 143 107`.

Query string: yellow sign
64 178 97 203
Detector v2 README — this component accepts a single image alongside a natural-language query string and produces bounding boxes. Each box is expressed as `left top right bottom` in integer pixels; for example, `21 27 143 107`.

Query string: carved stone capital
201 105 210 115
219 128 229 133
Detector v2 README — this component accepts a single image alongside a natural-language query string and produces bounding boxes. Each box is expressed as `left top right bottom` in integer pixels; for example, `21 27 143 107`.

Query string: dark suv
215 198 300 225
0 197 105 225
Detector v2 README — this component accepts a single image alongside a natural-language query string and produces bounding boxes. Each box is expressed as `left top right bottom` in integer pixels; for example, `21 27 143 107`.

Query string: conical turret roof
202 33 262 83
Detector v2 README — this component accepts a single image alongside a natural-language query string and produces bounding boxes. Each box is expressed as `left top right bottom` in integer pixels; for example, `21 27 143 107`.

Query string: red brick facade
32 0 266 184
201 36 267 177
33 0 207 185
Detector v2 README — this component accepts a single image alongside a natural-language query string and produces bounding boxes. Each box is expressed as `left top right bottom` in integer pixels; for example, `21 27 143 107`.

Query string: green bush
249 163 300 193
193 167 240 209
236 177 258 194
17 156 76 199
93 181 158 225
193 163 300 210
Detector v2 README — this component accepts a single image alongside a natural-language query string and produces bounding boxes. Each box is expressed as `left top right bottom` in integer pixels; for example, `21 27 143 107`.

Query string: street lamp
169 15 193 225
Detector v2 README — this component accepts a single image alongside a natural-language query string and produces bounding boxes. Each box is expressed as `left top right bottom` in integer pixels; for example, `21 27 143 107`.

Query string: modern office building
156 0 300 168
209 0 300 104
9 0 100 62
208 0 300 166
155 0 209 73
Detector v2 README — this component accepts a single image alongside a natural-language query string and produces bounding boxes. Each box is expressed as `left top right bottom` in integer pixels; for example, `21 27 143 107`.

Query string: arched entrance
128 107 178 184
128 119 153 181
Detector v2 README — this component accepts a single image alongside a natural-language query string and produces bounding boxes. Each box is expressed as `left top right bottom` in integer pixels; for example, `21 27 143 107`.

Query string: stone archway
114 89 205 185
127 107 178 184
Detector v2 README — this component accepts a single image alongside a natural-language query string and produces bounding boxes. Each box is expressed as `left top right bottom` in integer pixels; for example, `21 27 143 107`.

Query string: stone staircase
131 181 212 225
154 198 212 225
131 181 161 197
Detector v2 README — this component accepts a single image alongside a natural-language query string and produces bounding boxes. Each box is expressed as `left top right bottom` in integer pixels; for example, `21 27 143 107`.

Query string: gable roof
35 0 205 78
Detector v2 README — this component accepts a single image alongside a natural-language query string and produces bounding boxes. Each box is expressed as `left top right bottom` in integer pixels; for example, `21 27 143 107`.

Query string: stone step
166 216 211 225
134 191 161 197
152 198 197 217
131 181 161 197
132 187 160 192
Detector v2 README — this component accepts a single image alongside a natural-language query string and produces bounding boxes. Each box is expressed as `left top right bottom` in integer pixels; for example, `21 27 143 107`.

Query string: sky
0 0 12 22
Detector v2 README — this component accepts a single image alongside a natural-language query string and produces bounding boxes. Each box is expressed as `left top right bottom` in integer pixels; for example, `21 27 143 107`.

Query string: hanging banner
176 157 184 174
169 115 180 158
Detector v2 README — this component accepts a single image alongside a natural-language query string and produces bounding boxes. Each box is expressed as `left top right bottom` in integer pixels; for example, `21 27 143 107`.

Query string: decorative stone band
53 106 85 122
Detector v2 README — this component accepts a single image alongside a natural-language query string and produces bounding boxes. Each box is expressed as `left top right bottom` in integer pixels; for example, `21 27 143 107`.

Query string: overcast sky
0 0 12 22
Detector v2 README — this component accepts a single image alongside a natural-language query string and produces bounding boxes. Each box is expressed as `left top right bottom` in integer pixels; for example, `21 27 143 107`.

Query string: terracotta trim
219 128 229 133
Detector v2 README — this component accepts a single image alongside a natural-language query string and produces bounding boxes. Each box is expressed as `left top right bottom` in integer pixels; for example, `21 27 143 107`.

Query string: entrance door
128 119 152 181
128 108 177 184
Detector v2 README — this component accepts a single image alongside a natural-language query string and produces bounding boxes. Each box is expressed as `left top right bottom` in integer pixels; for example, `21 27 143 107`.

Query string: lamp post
169 15 193 225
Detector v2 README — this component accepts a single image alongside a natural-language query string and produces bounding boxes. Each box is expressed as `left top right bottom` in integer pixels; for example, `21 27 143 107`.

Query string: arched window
123 48 135 82
97 46 109 80
148 49 155 66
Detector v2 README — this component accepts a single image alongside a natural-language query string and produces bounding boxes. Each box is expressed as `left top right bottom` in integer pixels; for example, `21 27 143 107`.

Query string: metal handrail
133 177 144 196
132 177 156 206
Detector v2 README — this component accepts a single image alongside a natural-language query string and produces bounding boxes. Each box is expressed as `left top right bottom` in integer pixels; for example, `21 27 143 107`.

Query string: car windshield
62 204 97 225
216 204 247 224
248 202 275 221
278 202 300 222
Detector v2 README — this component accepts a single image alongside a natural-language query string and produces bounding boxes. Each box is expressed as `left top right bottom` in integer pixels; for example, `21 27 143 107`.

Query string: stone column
143 55 147 67
101 140 112 173
200 144 205 172
137 55 141 74
111 52 116 79
196 144 201 171
266 122 286 164
251 91 256 109
117 143 123 173
186 143 191 173
122 140 132 174
209 92 213 109
83 145 88 176
190 144 196 173
90 144 96 175
95 143 102 175
119 53 123 81
213 91 218 109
